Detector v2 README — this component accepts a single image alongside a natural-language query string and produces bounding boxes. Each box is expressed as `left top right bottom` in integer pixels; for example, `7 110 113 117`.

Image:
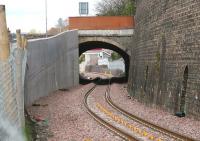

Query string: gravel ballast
27 83 200 141
110 84 200 141
28 84 123 141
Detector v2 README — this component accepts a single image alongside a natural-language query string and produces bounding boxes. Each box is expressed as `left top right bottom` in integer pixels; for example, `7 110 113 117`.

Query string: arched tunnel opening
79 41 130 84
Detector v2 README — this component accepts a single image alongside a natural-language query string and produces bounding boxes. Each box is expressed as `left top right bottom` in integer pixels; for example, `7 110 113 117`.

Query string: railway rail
84 84 137 141
105 80 195 141
84 79 195 141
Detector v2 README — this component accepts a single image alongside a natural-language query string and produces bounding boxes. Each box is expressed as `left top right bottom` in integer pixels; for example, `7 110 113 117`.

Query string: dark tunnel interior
79 41 130 84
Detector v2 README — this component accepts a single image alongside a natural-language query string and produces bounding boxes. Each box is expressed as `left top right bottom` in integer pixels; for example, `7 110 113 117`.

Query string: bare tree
56 18 65 32
96 0 135 16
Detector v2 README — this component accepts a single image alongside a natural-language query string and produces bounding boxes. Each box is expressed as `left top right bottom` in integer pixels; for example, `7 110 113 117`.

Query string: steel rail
84 84 137 141
105 81 195 141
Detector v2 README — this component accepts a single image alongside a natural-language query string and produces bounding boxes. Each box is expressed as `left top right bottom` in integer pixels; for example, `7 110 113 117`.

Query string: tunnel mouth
79 41 129 85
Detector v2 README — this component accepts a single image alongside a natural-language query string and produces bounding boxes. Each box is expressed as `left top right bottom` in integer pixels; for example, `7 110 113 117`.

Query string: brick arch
79 37 130 83
79 37 130 55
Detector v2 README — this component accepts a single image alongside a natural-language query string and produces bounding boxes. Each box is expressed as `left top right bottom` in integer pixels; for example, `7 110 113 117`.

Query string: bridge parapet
78 29 134 37
69 16 134 30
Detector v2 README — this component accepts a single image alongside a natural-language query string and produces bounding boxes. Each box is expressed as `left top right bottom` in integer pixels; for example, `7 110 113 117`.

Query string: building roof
84 49 112 56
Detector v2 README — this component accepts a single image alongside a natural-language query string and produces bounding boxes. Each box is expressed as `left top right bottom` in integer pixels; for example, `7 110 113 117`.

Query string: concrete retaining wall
25 30 79 106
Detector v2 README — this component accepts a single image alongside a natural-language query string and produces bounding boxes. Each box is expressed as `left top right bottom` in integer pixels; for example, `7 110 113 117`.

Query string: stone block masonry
128 0 200 119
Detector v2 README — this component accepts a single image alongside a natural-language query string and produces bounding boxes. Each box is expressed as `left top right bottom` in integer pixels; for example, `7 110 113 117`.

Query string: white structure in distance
80 49 125 76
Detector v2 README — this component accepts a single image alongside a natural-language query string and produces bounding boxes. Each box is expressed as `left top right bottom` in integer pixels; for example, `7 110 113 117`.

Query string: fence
0 5 27 133
0 46 27 127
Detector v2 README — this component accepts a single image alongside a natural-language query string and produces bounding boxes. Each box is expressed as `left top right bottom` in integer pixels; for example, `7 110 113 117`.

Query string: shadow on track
80 74 128 85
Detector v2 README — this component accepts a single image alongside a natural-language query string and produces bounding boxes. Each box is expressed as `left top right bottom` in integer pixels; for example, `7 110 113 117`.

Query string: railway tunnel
79 40 130 84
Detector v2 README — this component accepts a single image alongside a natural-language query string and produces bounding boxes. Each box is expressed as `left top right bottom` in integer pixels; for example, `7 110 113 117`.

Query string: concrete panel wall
25 30 79 106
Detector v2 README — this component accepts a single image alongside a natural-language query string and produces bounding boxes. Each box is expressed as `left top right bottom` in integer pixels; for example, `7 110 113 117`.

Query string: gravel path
28 84 122 141
110 83 200 141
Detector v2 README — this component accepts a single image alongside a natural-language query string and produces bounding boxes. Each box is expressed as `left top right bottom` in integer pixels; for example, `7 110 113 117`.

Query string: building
84 48 111 65
80 48 111 73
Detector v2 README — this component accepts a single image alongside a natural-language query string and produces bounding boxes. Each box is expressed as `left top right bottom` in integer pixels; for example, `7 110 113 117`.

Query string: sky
0 0 100 33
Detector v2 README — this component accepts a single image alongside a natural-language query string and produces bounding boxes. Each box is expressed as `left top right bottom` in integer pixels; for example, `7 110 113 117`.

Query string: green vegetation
23 119 34 141
79 54 85 64
111 52 121 61
28 29 40 34
96 0 136 16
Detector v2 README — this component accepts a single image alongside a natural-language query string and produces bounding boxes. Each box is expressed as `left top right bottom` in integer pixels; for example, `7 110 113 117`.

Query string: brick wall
69 16 134 30
128 0 200 119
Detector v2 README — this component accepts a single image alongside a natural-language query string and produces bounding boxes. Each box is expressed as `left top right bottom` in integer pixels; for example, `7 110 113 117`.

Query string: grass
23 118 34 141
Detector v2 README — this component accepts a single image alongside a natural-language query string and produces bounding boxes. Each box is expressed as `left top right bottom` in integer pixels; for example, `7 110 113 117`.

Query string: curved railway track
84 84 137 141
84 79 195 141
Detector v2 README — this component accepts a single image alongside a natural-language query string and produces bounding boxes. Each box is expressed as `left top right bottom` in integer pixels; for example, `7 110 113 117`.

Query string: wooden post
21 36 24 48
22 36 28 49
16 29 22 48
0 5 10 60
24 38 28 48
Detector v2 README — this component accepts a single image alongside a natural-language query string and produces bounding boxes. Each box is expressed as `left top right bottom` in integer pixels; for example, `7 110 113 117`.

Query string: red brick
69 16 134 30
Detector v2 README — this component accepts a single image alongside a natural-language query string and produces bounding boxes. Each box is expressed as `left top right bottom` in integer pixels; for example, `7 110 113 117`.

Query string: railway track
84 79 195 141
84 84 137 141
105 80 195 141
